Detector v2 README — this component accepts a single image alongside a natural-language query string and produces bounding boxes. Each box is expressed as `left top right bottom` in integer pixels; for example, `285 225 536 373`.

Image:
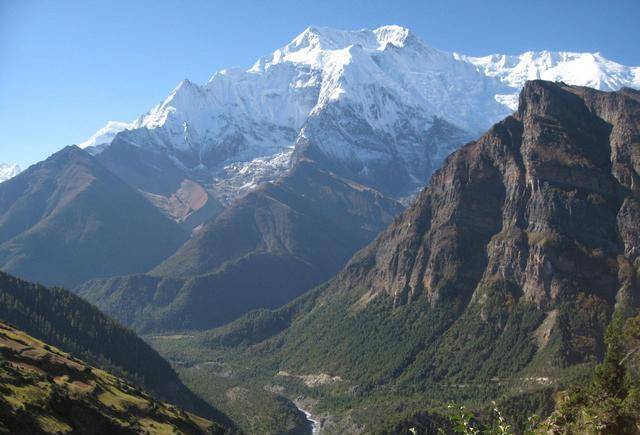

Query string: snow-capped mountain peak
0 163 20 183
79 121 134 149
79 25 640 204
250 25 436 74
461 50 640 109
374 25 412 47
79 25 497 157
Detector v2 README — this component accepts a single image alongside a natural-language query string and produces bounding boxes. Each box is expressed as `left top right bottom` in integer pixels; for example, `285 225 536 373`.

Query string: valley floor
147 332 587 434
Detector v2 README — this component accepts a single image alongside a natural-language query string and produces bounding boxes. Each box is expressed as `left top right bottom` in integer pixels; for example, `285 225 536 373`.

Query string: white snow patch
0 163 20 183
78 120 133 149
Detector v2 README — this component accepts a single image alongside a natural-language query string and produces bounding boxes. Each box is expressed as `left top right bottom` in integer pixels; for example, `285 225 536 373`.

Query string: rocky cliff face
347 81 639 315
302 81 640 377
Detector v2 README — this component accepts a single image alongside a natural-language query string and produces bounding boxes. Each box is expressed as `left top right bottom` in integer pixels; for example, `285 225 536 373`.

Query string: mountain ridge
77 158 402 332
0 146 188 287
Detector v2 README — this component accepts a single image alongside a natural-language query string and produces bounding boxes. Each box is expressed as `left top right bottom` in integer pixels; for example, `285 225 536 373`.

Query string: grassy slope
0 321 223 434
0 270 235 429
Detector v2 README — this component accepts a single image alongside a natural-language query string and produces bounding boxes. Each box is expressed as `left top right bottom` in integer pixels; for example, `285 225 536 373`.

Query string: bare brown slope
95 140 224 230
0 146 188 287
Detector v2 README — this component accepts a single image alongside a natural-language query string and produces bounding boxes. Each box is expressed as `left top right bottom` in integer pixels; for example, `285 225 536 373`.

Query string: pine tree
593 315 627 398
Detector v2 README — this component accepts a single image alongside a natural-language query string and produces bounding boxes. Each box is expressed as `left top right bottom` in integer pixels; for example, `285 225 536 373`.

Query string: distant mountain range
460 50 640 108
268 82 640 383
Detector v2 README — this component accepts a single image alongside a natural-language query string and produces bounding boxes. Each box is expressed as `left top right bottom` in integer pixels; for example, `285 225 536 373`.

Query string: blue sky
1 0 639 169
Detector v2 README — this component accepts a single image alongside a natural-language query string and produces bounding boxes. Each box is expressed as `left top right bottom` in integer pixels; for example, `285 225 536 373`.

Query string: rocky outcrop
291 82 640 377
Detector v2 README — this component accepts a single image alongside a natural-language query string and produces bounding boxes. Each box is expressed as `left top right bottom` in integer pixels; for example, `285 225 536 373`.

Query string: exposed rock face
347 81 639 318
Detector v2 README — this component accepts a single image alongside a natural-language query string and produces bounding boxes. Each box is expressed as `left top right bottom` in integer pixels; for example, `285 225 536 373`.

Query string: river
296 405 321 434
